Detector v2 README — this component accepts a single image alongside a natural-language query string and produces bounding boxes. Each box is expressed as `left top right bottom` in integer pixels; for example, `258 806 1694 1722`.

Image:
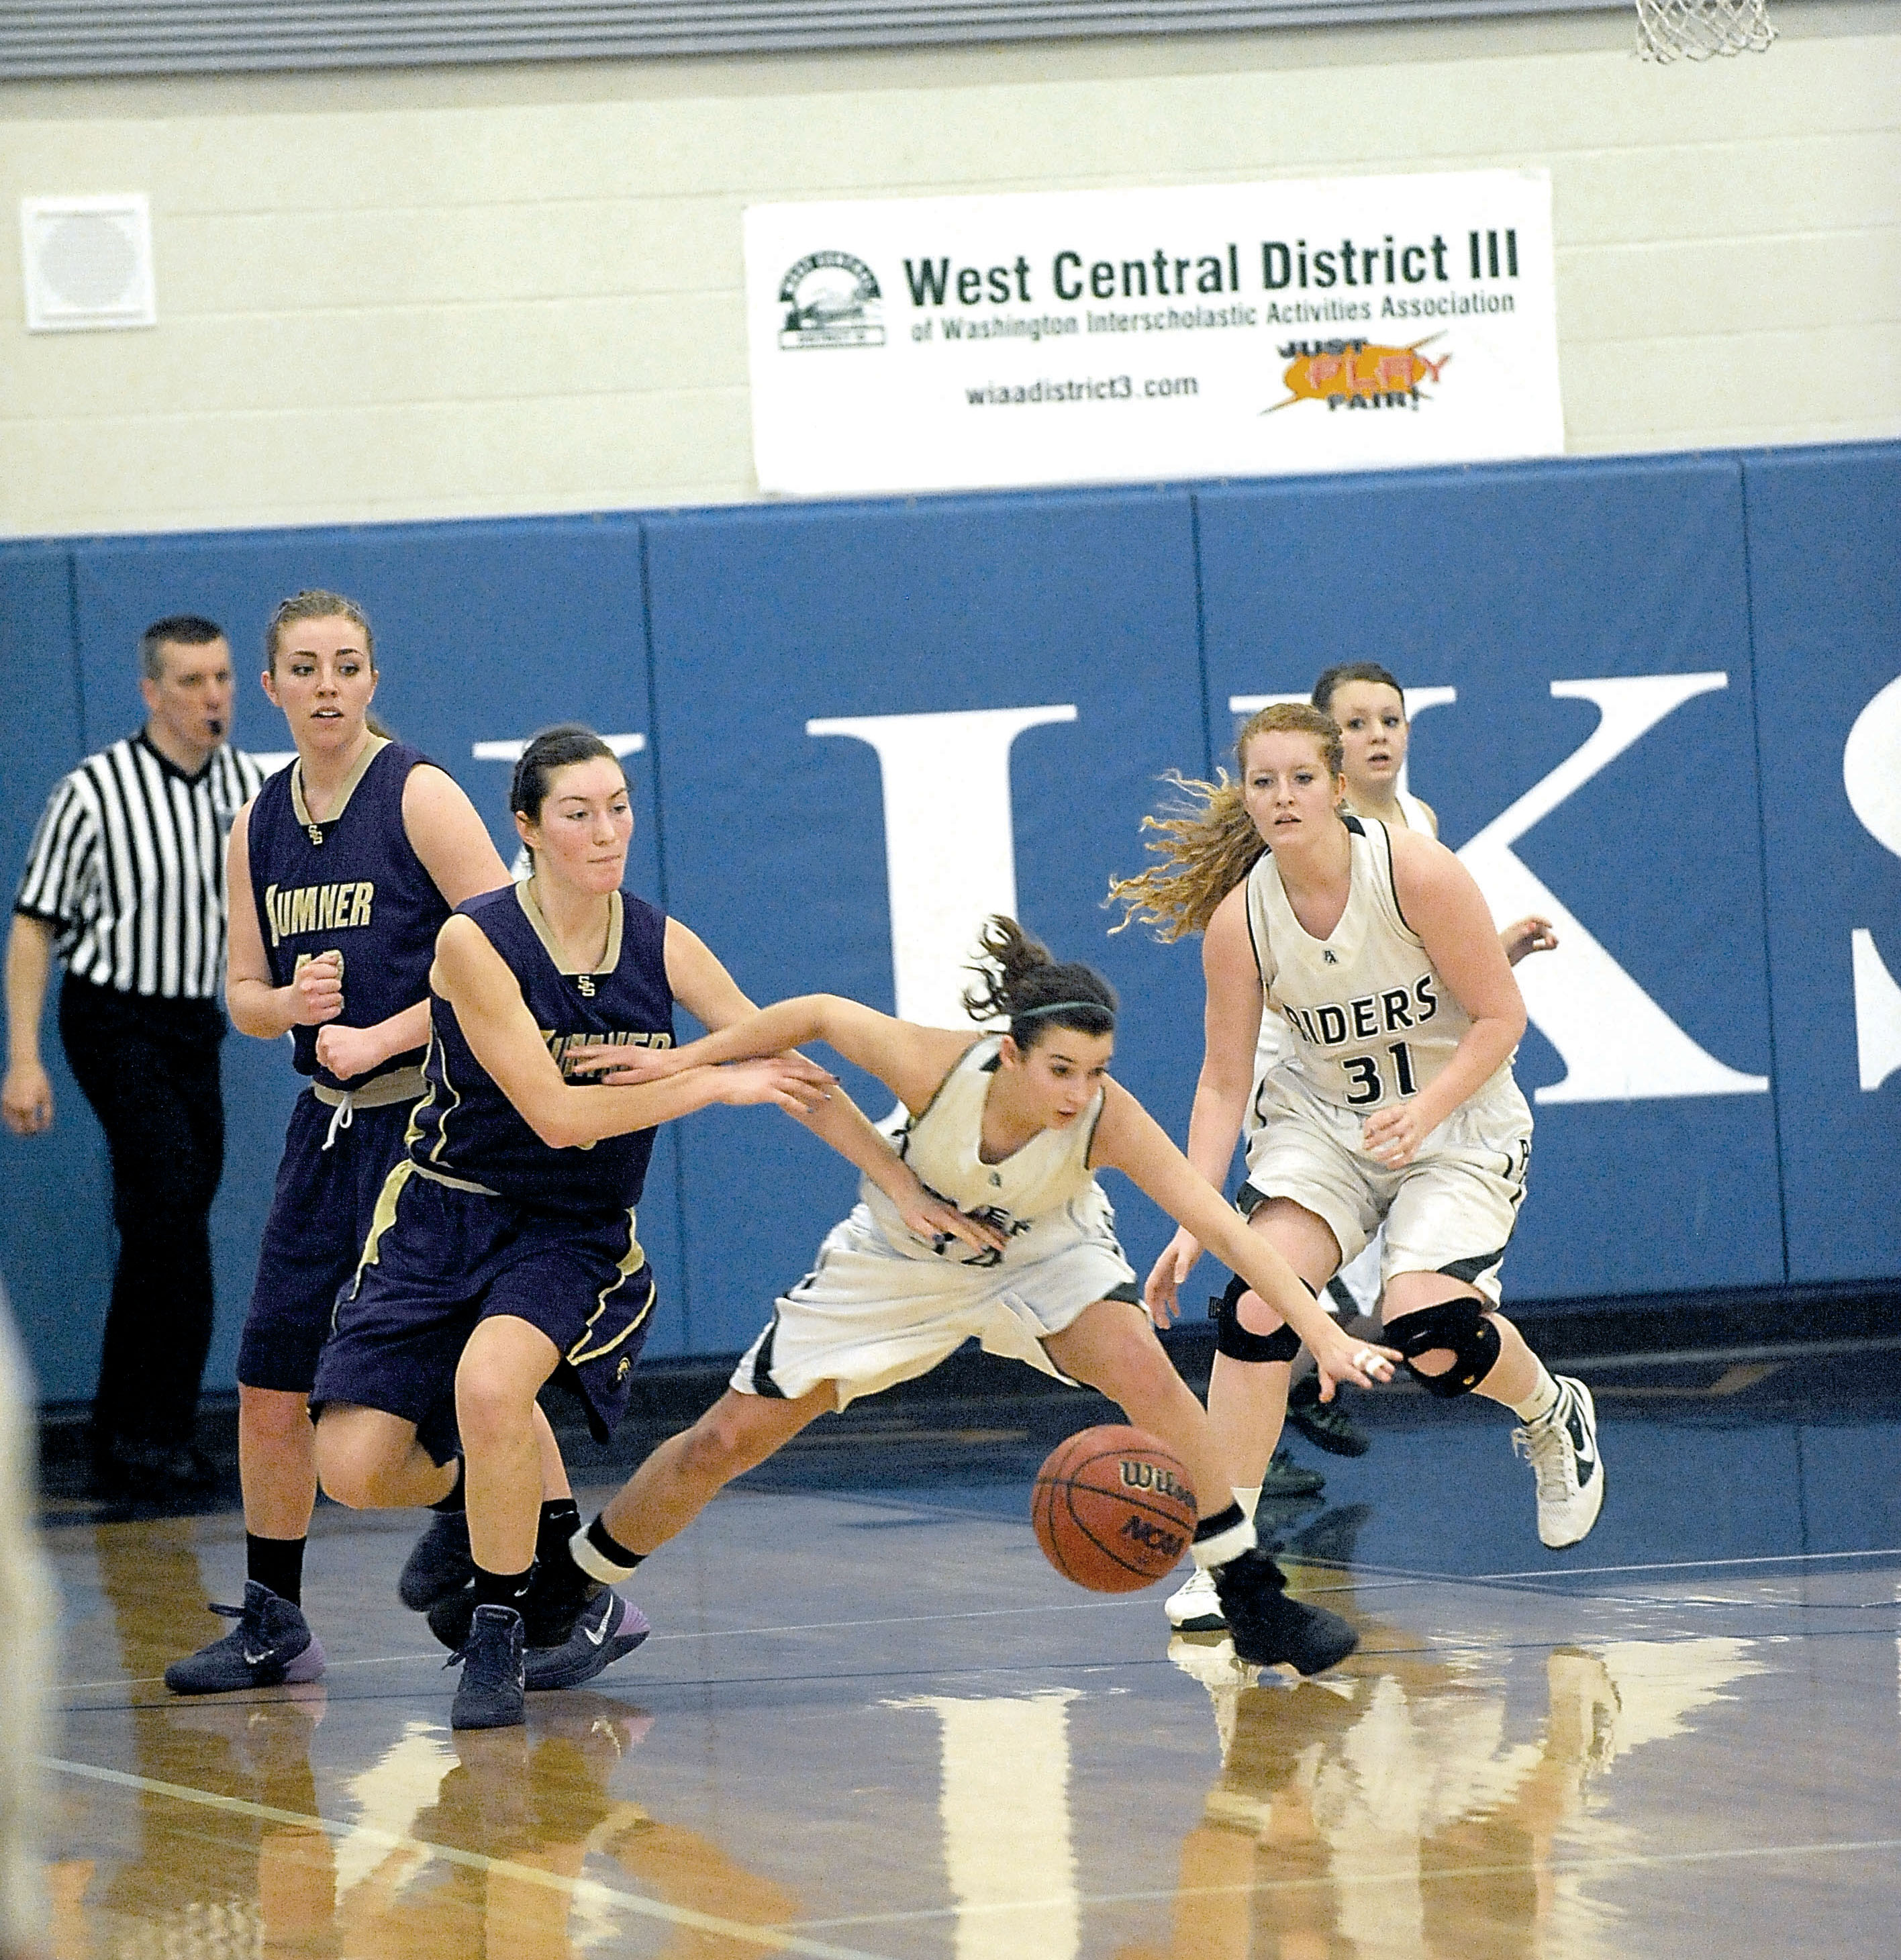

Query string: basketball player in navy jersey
166 591 546 1694
309 725 997 1728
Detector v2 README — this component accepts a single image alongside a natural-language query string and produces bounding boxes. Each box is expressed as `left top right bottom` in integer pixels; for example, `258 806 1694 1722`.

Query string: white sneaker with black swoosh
1514 1377 1604 1549
525 1591 650 1692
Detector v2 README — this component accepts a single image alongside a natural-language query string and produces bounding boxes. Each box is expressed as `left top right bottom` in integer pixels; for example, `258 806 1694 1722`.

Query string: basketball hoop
1635 0 1775 60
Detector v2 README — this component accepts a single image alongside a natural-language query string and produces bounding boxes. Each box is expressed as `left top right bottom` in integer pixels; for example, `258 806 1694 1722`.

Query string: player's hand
1144 1228 1203 1328
1500 916 1559 965
894 1185 1010 1257
1313 1326 1400 1400
313 1022 383 1082
1361 1101 1436 1169
1 1058 54 1136
714 1055 836 1114
291 952 344 1025
569 1040 683 1086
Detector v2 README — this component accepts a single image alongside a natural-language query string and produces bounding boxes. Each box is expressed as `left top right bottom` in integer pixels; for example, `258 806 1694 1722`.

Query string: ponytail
961 916 1116 1047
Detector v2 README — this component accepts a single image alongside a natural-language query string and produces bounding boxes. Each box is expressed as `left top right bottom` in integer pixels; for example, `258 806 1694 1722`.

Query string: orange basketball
1031 1424 1198 1593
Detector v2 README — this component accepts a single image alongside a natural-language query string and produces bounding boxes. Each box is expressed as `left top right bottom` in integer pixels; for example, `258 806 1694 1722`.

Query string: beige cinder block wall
1 2 1896 538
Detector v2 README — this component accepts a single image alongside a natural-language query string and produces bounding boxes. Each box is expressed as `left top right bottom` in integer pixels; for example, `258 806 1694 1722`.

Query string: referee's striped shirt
13 731 269 1000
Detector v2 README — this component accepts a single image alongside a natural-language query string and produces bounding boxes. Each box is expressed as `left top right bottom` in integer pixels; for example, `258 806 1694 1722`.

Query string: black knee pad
1384 1298 1500 1398
1210 1272 1301 1365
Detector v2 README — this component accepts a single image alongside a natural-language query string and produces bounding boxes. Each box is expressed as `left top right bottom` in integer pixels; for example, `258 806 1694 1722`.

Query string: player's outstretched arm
1146 885 1263 1320
652 923 1004 1256
1093 1080 1396 1391
587 975 973 1120
432 916 834 1148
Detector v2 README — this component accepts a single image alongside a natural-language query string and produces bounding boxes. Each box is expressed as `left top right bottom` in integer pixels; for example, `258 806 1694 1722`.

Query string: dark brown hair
961 916 1116 1048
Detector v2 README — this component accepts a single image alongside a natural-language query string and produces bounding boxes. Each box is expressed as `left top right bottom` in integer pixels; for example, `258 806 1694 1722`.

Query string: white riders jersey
1250 791 1434 1095
863 1035 1104 1263
1246 816 1505 1118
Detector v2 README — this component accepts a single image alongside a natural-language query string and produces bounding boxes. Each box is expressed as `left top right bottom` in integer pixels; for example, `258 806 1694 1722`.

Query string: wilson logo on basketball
1120 1459 1192 1506
1267 336 1448 415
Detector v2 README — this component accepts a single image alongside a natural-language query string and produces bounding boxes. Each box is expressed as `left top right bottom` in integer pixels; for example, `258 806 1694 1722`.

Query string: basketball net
1635 0 1775 60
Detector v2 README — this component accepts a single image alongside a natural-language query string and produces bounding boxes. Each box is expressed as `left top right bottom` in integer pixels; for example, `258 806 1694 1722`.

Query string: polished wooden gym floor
41 1332 1901 1959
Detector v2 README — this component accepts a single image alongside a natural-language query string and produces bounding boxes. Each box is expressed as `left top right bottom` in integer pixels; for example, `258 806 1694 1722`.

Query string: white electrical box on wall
19 193 156 332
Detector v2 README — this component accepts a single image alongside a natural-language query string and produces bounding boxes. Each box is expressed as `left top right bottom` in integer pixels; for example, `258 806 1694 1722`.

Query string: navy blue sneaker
525 1593 650 1691
449 1604 526 1730
399 1510 474 1611
164 1581 326 1695
1213 1549 1358 1676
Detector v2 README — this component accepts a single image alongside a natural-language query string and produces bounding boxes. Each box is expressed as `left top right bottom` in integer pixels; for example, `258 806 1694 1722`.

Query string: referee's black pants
58 975 226 1453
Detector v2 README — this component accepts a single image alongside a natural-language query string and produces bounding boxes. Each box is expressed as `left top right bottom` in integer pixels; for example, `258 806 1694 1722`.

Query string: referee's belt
312 1065 428 1148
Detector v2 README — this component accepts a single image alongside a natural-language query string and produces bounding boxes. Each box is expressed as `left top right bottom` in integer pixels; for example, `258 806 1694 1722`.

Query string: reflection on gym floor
42 1357 1901 1959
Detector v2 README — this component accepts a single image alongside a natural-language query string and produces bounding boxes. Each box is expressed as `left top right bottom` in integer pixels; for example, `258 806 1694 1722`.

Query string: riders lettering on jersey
1281 975 1438 1048
262 879 374 948
1247 816 1504 1115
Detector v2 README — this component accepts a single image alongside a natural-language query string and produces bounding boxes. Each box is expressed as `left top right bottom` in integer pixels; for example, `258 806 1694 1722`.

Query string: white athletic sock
1234 1485 1262 1524
1511 1365 1562 1426
1189 1500 1257 1571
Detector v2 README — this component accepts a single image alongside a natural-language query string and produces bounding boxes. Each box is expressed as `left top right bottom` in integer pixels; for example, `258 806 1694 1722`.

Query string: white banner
744 170 1561 498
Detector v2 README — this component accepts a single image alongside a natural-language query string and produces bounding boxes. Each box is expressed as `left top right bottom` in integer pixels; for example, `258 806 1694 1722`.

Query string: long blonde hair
1108 703 1343 941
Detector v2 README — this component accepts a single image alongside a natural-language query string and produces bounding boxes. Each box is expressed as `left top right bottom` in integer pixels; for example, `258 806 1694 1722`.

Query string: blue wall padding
1 442 1896 1404
1743 444 1901 1281
1195 456 1784 1297
0 544 116 1399
642 489 1207 1351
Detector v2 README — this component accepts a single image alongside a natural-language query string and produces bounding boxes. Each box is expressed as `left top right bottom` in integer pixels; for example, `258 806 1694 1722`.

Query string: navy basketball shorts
310 1161 656 1463
236 1092 420 1395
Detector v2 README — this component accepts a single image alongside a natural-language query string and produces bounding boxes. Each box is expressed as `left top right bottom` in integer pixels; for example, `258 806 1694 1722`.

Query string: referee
3 616 265 1497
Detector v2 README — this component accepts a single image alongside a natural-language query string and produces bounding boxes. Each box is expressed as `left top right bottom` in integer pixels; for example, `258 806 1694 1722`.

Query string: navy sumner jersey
246 739 454 1093
407 881 675 1217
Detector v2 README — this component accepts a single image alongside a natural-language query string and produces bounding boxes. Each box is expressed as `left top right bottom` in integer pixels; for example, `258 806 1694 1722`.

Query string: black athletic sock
428 1457 467 1514
536 1497 582 1564
246 1532 307 1608
472 1563 533 1614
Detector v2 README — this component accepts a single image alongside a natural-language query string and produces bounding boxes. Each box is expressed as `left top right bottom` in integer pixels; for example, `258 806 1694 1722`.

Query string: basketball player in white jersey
1280 664 1557 1471
1116 702 1602 1631
532 917 1400 1679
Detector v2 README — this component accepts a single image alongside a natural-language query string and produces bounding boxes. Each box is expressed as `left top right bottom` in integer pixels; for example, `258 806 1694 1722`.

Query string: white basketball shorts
731 1191 1139 1410
1238 1065 1533 1304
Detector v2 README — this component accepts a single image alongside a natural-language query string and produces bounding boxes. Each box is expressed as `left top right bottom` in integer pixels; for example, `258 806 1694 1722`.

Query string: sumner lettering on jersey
407 882 675 1217
245 740 452 1091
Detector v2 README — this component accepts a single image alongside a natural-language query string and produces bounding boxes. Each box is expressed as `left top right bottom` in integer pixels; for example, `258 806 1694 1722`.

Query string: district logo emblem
778 252 885 350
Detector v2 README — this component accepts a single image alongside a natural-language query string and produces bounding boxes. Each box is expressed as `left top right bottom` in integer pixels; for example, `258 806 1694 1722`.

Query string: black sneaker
449 1605 527 1730
1285 1375 1372 1457
518 1543 605 1648
399 1510 475 1611
524 1593 651 1692
1212 1549 1358 1675
164 1581 326 1695
429 1542 605 1657
1259 1447 1326 1499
